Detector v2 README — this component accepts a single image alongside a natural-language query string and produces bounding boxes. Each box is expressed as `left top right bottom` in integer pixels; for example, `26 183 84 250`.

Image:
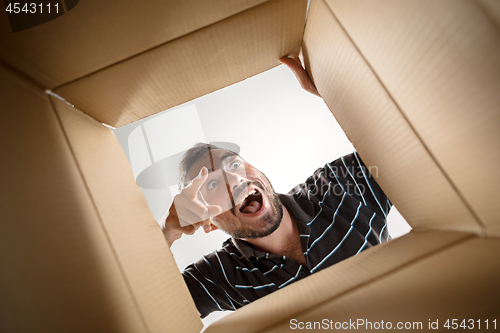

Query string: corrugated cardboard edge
205 231 485 332
301 0 484 236
0 63 146 332
53 0 308 127
323 0 500 237
0 0 271 89
50 96 203 333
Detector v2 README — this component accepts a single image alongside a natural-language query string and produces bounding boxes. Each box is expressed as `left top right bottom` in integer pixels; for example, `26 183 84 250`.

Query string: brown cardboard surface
0 64 145 332
2 0 499 331
262 236 500 332
301 0 484 235
324 0 500 236
51 97 202 333
477 0 500 30
52 0 307 127
205 231 474 332
0 0 268 89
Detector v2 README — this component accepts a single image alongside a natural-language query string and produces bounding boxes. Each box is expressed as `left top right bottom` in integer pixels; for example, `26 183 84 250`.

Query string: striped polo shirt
182 152 391 318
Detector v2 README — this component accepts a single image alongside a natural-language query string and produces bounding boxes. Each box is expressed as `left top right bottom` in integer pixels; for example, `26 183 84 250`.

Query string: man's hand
280 56 320 97
162 167 222 247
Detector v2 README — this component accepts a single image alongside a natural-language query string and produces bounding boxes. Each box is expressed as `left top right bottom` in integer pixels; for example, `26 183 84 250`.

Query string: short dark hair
178 143 238 189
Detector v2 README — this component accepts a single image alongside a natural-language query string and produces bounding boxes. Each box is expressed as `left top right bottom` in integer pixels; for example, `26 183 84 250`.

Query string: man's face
186 149 283 239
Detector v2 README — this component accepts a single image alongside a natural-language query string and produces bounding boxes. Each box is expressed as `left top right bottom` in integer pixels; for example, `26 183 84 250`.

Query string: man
162 58 391 318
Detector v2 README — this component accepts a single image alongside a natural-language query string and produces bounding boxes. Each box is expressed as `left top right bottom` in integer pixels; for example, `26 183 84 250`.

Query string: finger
189 221 203 233
182 204 221 225
280 56 303 73
206 205 222 218
280 57 320 97
197 191 222 217
176 220 201 234
174 198 210 221
202 219 212 233
280 56 309 83
177 208 205 226
181 223 197 235
169 218 199 234
184 166 209 198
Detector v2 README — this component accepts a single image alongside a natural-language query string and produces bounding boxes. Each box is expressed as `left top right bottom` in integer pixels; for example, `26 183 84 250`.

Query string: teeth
236 189 257 207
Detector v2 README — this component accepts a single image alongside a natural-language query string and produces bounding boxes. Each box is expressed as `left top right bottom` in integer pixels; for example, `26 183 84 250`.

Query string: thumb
207 205 222 217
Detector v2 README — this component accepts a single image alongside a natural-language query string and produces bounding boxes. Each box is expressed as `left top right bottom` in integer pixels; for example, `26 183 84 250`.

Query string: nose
223 170 247 192
232 178 244 191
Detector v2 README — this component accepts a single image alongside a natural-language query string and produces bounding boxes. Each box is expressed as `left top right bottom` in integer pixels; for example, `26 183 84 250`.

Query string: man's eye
230 161 240 170
207 180 218 190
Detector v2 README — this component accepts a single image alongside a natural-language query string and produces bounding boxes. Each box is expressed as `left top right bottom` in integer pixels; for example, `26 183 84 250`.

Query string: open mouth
237 188 264 214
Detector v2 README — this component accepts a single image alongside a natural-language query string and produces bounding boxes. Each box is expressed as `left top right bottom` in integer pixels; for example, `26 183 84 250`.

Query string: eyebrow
205 149 237 173
220 151 238 163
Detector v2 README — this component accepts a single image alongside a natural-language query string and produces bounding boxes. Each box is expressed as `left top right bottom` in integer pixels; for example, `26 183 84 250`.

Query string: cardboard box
1 0 499 332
